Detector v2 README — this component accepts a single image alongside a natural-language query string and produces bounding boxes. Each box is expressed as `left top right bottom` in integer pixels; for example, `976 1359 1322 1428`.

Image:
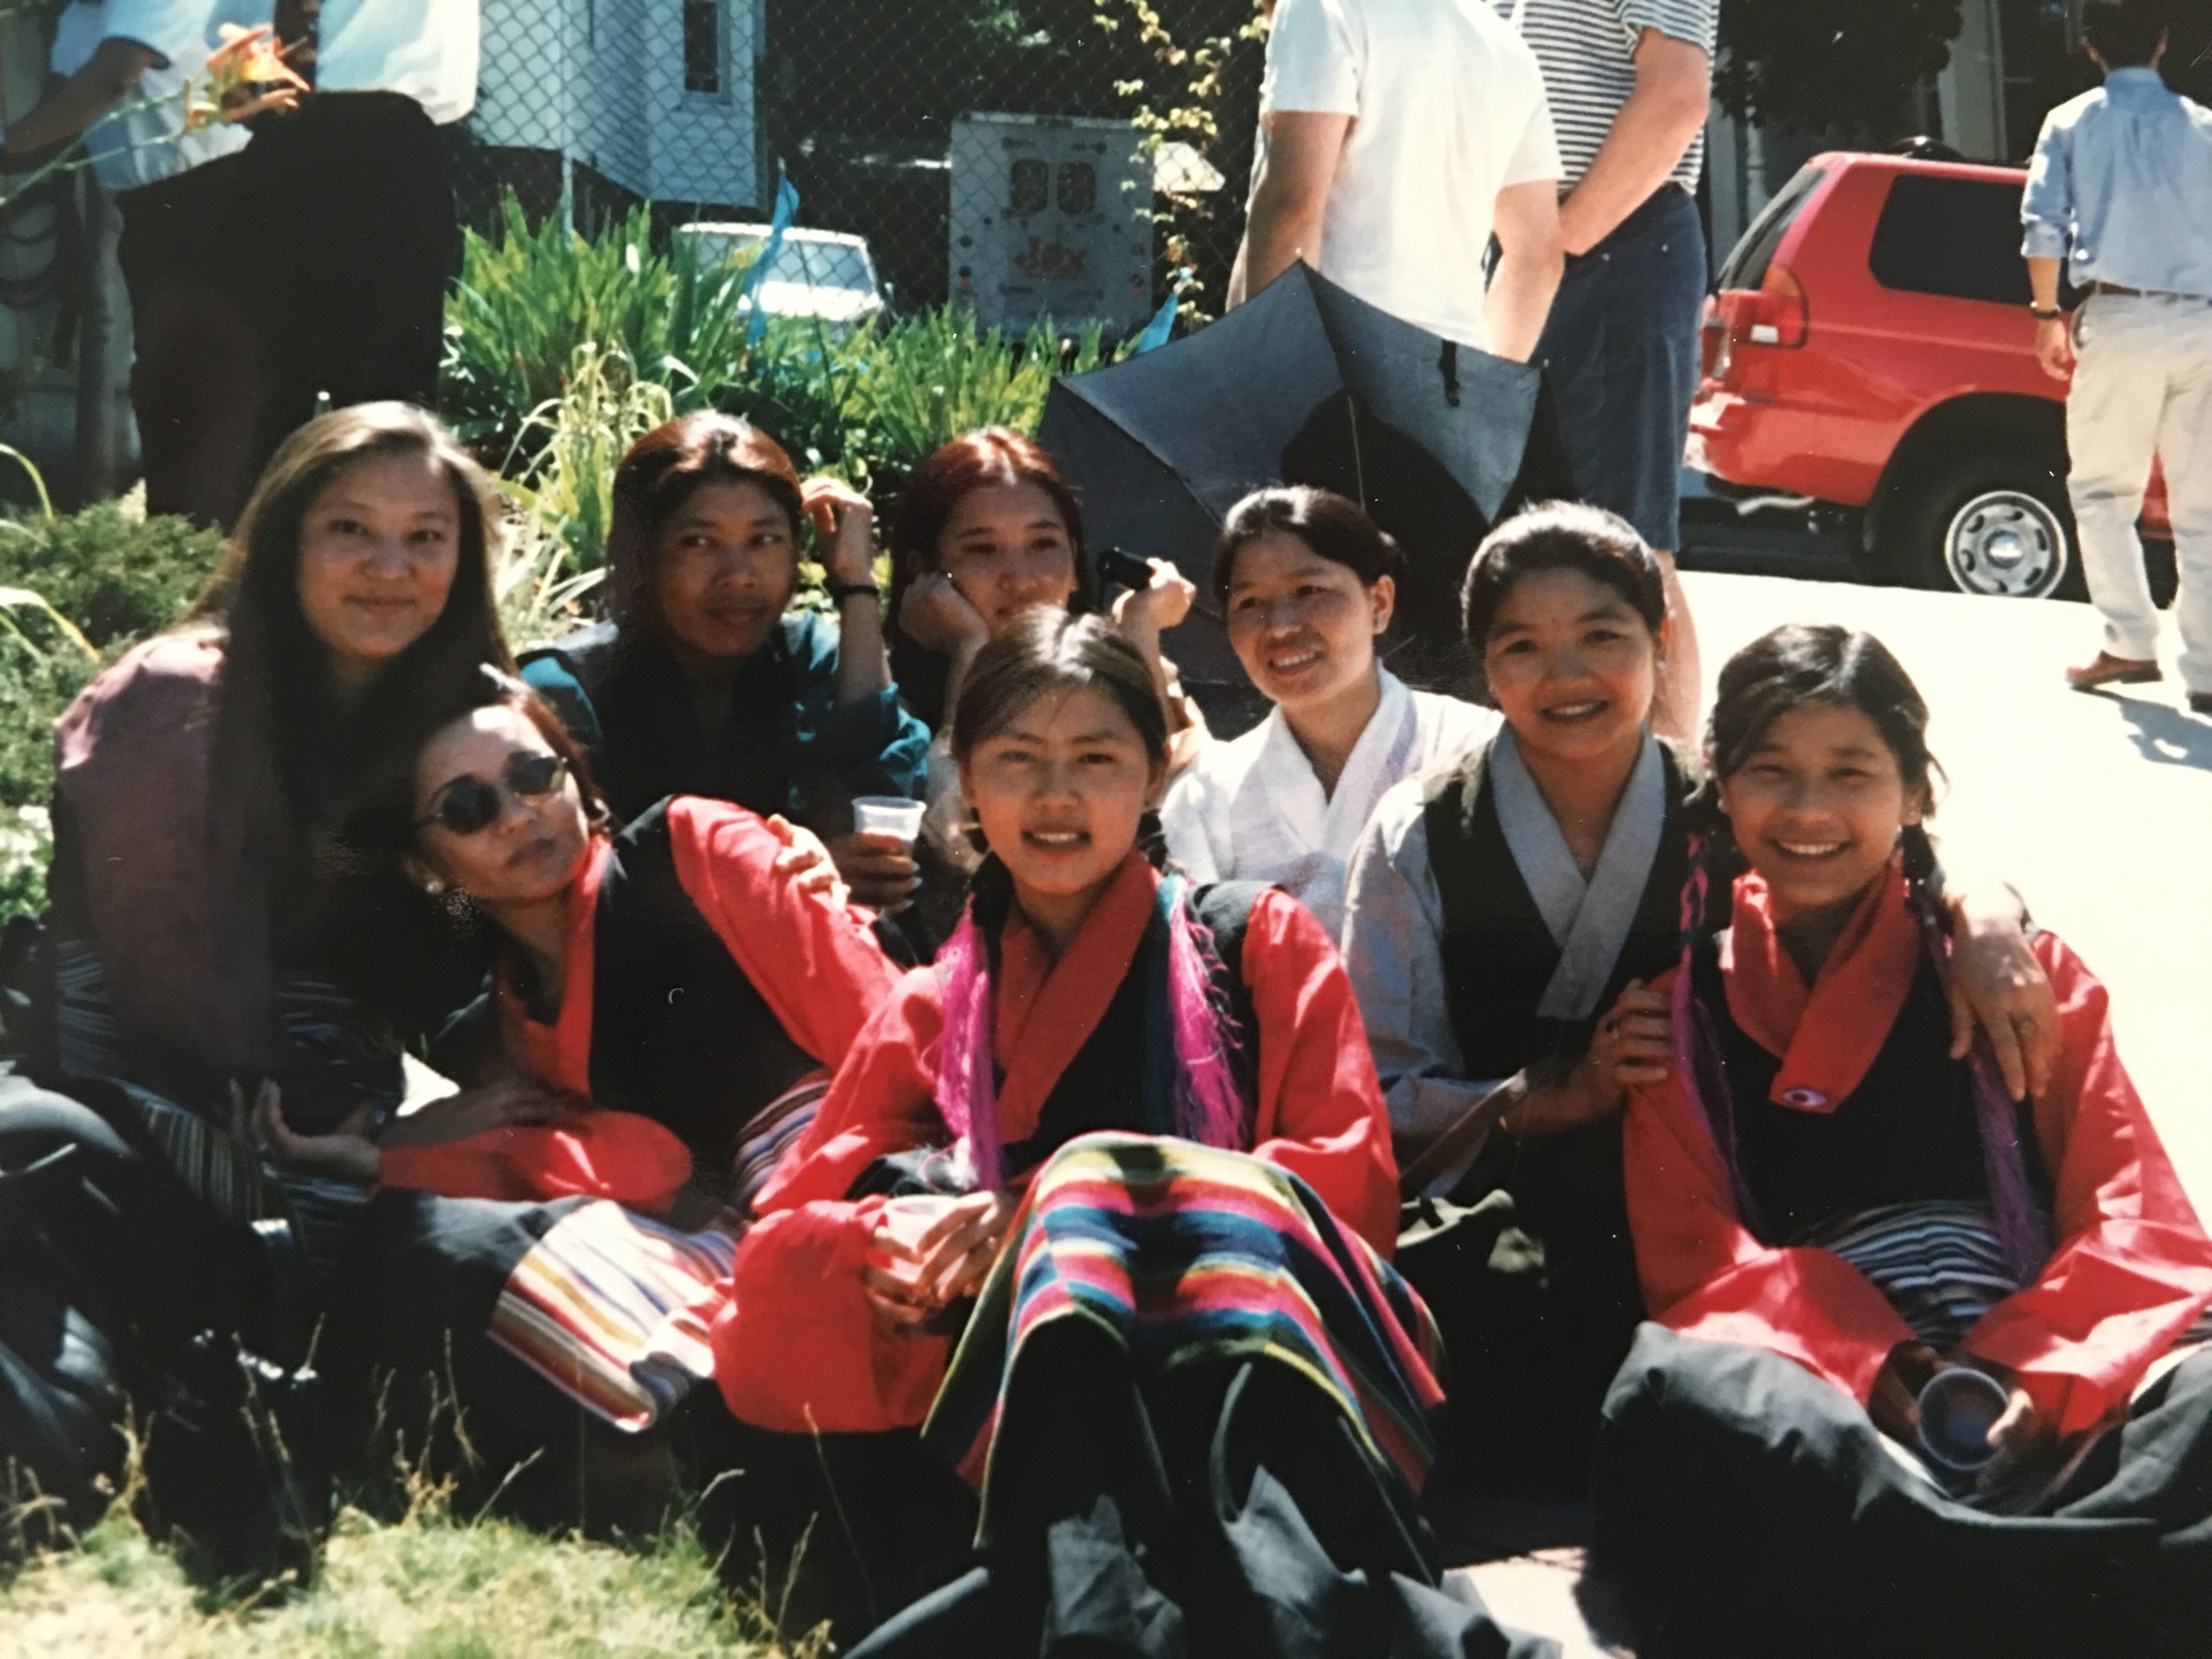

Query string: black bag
0 1072 331 1583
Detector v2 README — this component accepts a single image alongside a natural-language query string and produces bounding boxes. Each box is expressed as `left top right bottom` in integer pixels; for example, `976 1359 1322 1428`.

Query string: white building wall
645 0 757 204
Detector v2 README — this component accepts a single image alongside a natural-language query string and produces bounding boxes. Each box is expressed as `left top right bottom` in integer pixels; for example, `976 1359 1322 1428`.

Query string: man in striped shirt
1503 0 1716 741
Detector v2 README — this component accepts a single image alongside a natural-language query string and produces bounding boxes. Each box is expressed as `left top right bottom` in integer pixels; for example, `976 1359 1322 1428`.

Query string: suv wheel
1882 454 2084 600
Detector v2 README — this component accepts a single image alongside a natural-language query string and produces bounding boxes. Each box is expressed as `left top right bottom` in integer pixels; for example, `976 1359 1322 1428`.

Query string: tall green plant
500 342 675 575
847 311 1110 486
441 196 758 463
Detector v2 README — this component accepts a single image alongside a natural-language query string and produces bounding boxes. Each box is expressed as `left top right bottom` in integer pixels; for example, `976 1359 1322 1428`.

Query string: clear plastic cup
852 795 926 845
1916 1366 2009 1471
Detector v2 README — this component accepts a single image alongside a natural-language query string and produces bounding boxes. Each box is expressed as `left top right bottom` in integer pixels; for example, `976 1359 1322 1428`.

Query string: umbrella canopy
1037 263 1575 707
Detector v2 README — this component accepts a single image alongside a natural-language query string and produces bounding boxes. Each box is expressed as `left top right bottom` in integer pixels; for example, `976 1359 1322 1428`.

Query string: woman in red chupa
711 611 1544 1659
261 672 902 1532
1594 624 2212 1659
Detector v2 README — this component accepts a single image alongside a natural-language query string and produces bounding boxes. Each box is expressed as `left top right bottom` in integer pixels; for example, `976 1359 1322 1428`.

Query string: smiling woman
521 414 929 911
1595 626 2212 1656
42 402 511 1294
1161 487 1496 940
711 612 1521 1655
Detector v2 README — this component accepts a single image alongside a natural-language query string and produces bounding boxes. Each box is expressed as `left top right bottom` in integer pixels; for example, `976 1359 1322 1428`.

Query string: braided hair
933 611 1248 1187
1673 626 2048 1277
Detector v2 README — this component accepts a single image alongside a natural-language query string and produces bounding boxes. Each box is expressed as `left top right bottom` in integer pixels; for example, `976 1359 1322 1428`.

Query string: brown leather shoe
2065 652 2162 690
2190 692 2212 717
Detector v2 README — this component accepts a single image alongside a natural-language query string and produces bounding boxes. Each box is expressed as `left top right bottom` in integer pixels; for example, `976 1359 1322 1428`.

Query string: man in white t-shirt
1227 0 1565 361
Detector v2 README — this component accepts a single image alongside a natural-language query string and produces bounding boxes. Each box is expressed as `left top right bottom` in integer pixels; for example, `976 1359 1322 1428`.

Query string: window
1009 158 1048 216
1717 165 1824 292
1868 173 2032 305
682 0 722 95
1056 162 1096 215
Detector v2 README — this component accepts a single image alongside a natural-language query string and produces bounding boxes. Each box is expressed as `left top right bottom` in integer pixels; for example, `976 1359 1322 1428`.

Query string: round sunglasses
417 751 571 836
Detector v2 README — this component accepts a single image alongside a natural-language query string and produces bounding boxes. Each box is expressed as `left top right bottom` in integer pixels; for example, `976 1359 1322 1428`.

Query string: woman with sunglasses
259 671 903 1530
521 413 930 911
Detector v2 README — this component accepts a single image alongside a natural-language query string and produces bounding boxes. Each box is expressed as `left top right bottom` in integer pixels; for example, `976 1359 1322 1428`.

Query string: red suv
1689 151 2170 599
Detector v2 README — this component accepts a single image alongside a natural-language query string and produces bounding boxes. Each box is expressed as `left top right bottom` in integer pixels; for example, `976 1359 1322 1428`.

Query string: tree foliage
1717 0 1967 135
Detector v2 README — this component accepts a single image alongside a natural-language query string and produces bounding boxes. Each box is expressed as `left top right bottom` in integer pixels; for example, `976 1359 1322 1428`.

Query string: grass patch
0 1501 821 1658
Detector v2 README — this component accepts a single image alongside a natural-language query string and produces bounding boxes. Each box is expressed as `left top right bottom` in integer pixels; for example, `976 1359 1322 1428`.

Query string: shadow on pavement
2104 692 2212 771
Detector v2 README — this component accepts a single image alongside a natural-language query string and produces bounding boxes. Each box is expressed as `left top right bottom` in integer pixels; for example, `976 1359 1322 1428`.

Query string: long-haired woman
49 402 512 1267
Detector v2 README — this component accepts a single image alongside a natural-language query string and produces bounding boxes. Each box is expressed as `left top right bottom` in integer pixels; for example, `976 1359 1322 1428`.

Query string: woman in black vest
1340 502 2057 1502
260 673 904 1532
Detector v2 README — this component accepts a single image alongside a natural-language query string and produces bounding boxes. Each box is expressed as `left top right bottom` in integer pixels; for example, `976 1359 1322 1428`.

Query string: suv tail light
1748 263 1809 348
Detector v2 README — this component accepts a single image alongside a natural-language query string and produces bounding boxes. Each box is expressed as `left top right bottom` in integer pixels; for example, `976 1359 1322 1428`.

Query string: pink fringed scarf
933 854 1248 1189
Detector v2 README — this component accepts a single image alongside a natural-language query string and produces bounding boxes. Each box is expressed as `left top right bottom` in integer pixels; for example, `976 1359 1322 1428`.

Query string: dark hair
1209 486 1404 609
2084 0 2167 65
890 428 1094 727
1458 501 1667 703
889 427 1086 582
949 610 1168 771
604 412 806 634
188 401 513 862
1706 624 1939 813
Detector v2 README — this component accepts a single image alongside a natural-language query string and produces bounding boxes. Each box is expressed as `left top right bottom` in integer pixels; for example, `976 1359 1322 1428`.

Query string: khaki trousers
2066 291 2212 693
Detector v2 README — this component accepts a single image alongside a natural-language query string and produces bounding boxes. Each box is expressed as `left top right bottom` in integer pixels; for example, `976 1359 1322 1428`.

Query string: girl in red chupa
713 610 1544 1658
1595 624 2212 1659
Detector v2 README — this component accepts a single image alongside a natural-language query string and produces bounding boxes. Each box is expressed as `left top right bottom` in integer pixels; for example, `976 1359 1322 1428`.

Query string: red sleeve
1239 888 1401 1255
668 796 904 1065
710 971 954 1432
1623 969 1916 1406
1958 935 2212 1436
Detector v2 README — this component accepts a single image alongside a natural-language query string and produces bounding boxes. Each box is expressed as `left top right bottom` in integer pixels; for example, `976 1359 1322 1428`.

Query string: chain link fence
450 0 1267 331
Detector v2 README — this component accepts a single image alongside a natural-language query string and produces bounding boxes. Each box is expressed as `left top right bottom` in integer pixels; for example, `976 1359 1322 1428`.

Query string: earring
421 876 446 897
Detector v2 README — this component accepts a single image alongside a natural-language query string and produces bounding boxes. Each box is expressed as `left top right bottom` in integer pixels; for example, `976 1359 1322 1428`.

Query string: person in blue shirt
522 414 930 909
2022 0 2212 717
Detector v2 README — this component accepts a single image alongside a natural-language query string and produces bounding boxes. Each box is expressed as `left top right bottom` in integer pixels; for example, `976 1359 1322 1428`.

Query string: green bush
442 196 759 468
0 499 222 922
0 499 221 650
844 311 1110 492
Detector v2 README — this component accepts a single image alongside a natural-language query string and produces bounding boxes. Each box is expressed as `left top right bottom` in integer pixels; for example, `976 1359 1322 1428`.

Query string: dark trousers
1594 1323 2212 1659
1535 186 1708 551
236 93 458 476
113 157 268 527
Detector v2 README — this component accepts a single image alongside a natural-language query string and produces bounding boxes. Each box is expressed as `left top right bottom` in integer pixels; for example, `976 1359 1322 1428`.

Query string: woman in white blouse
1161 487 1494 939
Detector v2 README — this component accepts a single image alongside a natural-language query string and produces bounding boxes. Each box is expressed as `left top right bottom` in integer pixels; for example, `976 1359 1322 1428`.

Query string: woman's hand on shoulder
898 570 991 658
801 476 879 588
762 813 852 907
1946 894 2058 1102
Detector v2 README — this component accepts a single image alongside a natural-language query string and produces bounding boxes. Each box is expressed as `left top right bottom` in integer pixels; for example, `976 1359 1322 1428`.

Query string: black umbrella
1037 263 1574 716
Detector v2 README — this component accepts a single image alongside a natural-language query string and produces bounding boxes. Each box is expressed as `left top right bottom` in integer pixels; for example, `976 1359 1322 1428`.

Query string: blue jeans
1536 185 1708 550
